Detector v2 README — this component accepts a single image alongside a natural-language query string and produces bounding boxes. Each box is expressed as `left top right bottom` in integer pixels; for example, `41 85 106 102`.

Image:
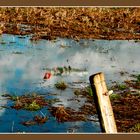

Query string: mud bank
0 7 140 40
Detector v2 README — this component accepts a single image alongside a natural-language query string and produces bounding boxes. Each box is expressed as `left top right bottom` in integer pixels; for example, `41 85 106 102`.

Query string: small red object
43 72 52 80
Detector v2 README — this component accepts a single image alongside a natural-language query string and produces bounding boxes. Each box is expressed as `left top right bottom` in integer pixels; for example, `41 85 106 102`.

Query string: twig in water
11 121 15 132
40 111 46 118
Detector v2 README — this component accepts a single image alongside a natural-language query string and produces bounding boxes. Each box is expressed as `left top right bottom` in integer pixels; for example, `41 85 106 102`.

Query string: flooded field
0 34 140 133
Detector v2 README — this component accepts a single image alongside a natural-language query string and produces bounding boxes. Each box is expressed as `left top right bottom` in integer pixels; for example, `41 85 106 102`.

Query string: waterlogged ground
0 34 140 133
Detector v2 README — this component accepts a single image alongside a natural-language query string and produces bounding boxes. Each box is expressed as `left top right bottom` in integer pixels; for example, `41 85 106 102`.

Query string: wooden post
89 72 117 133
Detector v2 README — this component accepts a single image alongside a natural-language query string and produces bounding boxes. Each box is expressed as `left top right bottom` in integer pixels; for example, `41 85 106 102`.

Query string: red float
43 72 52 80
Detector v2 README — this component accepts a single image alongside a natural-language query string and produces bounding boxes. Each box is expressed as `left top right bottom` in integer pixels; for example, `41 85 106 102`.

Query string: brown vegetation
0 7 140 40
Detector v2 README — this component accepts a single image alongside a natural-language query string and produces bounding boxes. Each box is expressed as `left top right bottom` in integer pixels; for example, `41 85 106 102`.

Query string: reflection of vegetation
55 81 67 90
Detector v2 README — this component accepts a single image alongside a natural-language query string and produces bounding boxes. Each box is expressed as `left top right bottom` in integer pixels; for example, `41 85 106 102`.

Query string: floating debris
12 51 23 54
60 45 71 48
0 42 6 44
119 71 129 76
9 41 16 44
21 120 36 126
17 36 26 39
43 72 52 80
46 98 61 104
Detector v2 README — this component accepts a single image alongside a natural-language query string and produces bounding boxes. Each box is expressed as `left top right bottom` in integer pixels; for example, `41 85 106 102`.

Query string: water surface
0 34 140 133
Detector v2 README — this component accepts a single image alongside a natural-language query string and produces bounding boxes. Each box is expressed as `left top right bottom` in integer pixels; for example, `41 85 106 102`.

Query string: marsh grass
117 84 128 90
136 74 140 82
129 123 140 132
24 100 41 111
85 86 93 96
55 81 67 90
110 93 121 100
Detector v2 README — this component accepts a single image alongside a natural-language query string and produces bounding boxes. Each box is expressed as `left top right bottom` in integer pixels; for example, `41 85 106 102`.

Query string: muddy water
0 34 140 133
